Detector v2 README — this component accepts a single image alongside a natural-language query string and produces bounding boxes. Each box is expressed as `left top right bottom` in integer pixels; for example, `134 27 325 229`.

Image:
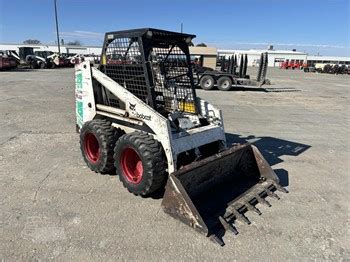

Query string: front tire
114 132 167 196
80 119 123 173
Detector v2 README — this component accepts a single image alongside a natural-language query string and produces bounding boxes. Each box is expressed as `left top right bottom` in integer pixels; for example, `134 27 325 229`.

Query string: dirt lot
0 67 349 261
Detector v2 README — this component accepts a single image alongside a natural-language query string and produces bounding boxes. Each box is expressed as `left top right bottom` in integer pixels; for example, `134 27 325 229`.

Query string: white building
0 43 219 69
0 43 101 55
306 55 350 66
1 43 350 67
218 48 350 67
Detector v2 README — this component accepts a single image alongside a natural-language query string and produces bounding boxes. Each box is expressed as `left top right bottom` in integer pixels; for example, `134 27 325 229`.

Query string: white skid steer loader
75 28 288 246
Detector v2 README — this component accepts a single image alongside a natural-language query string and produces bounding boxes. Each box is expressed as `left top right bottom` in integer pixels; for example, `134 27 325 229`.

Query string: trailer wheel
114 132 167 196
199 75 215 90
80 119 123 173
40 62 46 69
217 76 232 91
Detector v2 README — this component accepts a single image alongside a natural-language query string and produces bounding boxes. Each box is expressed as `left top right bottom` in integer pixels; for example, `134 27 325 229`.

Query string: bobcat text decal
129 102 152 121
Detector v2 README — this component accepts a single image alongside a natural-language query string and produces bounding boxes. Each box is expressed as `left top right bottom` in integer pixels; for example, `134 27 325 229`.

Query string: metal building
0 43 101 55
1 43 349 68
218 49 350 67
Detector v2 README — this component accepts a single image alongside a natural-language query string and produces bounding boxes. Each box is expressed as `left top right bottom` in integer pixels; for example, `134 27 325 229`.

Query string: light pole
54 0 61 54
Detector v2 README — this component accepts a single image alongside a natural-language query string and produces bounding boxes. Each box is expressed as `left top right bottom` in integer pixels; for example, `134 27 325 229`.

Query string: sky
0 0 349 56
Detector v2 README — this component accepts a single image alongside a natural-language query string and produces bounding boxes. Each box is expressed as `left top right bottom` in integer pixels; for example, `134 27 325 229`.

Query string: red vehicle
292 61 301 69
280 60 290 69
0 51 18 70
280 60 302 70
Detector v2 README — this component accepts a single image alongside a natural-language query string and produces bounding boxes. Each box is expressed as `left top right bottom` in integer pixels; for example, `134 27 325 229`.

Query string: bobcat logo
129 103 136 111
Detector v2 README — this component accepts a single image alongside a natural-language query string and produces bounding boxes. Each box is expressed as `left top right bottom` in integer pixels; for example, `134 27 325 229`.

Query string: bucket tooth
231 210 251 225
256 196 272 207
265 189 280 200
246 203 262 215
219 216 238 235
209 234 225 246
275 184 289 193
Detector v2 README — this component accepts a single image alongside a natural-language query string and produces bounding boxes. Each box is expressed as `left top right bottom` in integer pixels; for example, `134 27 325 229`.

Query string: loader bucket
161 143 288 246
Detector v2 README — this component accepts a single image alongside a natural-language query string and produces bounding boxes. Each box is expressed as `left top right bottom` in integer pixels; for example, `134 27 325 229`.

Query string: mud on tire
80 119 123 173
114 131 167 196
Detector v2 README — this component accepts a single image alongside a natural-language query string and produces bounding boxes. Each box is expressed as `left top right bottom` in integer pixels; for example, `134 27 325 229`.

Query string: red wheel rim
84 133 100 164
120 147 143 184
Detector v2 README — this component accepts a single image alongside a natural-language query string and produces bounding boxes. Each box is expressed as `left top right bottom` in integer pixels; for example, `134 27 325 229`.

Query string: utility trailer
195 52 269 91
76 28 288 245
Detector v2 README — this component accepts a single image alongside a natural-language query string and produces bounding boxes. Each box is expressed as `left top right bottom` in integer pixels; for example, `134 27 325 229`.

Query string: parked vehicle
303 62 349 74
0 50 19 70
75 28 287 246
17 47 46 69
280 60 302 70
34 51 65 68
195 53 270 91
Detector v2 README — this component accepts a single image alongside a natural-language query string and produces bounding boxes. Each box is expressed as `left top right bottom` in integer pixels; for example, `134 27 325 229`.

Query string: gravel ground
0 67 349 261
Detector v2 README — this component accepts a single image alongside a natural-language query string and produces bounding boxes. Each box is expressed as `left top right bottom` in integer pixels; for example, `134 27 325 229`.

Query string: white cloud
239 42 348 49
60 30 103 39
207 40 349 49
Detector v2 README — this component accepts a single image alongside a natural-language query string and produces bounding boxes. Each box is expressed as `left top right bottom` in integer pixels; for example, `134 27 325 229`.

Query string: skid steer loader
75 28 288 246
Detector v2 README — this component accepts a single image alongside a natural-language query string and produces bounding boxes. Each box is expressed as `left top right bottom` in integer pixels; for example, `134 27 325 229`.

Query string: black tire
199 75 215 90
114 131 167 196
217 76 232 91
40 62 46 69
80 119 123 173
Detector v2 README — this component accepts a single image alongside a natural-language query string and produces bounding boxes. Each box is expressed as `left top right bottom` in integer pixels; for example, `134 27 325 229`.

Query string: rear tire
217 76 232 91
80 119 123 173
199 75 215 90
114 132 167 196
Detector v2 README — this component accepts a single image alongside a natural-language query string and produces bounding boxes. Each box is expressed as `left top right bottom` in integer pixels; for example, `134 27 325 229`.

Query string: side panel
91 66 176 173
196 97 225 132
90 66 229 173
75 62 96 128
171 125 225 155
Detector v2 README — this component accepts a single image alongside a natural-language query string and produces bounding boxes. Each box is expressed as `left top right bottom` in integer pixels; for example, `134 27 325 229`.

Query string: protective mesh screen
151 45 195 112
102 34 196 113
104 37 149 106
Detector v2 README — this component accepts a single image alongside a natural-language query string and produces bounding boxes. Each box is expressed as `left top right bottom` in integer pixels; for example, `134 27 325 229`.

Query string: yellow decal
102 55 106 65
179 101 196 113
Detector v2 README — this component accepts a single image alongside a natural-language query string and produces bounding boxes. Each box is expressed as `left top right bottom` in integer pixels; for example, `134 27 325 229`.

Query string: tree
23 39 41 44
66 40 82 46
196 43 207 47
